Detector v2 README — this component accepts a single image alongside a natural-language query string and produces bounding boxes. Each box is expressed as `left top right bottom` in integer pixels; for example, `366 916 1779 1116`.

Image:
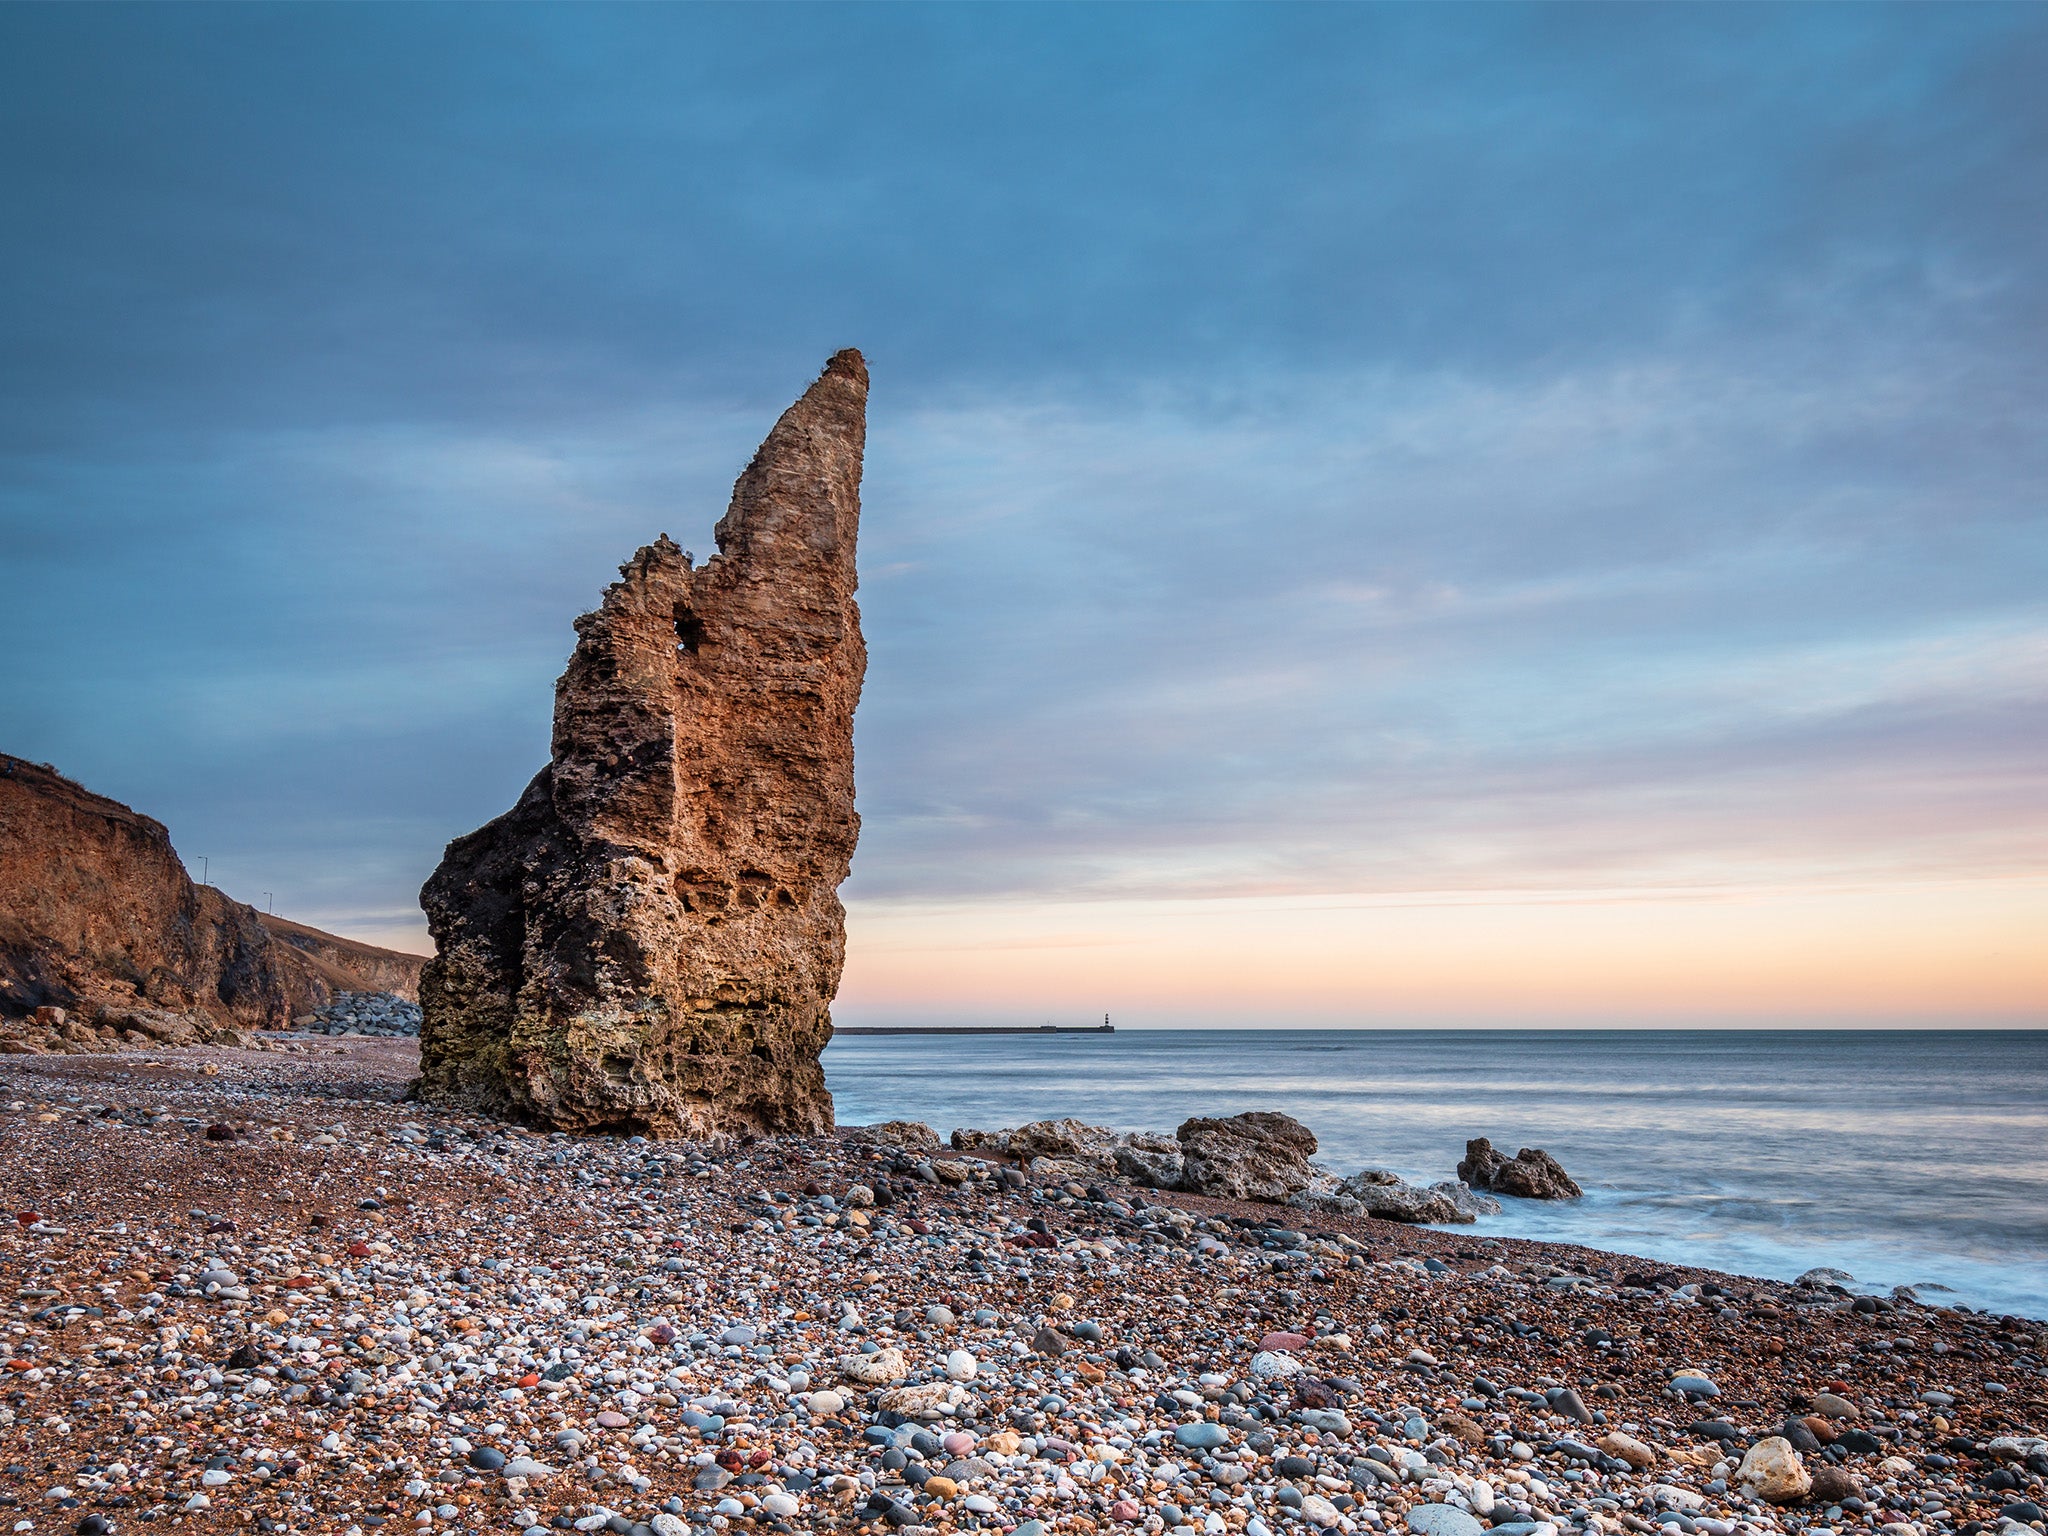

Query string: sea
823 1028 2048 1320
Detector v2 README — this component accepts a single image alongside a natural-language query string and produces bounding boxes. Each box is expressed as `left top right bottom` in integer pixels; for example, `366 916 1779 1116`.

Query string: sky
2 4 2044 1027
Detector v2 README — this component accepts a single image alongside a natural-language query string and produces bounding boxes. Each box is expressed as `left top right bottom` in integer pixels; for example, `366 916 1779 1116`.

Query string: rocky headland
0 753 423 1054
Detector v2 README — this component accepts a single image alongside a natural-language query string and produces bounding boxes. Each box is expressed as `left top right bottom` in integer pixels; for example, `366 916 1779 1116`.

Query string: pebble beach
4 1038 2045 1536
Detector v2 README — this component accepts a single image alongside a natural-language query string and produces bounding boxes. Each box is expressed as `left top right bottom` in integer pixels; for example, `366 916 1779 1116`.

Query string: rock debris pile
298 993 424 1038
418 351 869 1140
3 1044 2042 1536
0 1003 259 1056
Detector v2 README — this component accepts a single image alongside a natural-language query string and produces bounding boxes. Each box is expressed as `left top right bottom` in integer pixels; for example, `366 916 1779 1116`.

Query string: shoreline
820 1029 2048 1321
3 1039 2044 1536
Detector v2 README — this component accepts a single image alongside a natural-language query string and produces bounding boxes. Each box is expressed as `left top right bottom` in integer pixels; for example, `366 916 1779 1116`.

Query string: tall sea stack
416 351 868 1136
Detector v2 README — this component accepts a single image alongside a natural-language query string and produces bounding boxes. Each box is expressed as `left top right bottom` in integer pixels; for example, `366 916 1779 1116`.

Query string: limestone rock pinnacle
416 351 868 1135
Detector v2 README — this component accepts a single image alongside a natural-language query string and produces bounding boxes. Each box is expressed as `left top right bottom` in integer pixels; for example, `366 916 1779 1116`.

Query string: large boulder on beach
845 1120 941 1152
1437 1179 1502 1220
1176 1111 1319 1202
1346 1175 1458 1223
1458 1136 1583 1199
951 1120 1184 1185
1113 1140 1186 1188
1337 1170 1500 1224
415 352 869 1137
958 1117 1126 1165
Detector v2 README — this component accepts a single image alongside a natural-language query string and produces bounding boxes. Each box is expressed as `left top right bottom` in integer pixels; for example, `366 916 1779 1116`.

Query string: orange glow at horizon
836 879 2048 1026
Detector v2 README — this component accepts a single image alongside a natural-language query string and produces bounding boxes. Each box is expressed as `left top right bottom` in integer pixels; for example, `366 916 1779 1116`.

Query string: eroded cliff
0 753 423 1033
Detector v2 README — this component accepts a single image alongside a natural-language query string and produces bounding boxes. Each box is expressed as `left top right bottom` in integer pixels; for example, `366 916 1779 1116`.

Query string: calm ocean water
823 1028 2048 1319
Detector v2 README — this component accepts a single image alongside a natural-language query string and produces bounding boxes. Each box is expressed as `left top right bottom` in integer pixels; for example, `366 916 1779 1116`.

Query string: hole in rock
674 608 706 653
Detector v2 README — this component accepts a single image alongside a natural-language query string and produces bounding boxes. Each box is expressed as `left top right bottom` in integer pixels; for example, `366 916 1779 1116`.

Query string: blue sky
3 5 2043 1023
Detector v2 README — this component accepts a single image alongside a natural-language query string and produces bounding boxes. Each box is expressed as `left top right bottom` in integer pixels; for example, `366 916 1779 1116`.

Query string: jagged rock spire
416 352 867 1136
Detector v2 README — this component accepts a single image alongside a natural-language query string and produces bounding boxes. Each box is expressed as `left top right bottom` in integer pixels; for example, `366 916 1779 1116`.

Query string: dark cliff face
0 754 426 1028
416 350 868 1137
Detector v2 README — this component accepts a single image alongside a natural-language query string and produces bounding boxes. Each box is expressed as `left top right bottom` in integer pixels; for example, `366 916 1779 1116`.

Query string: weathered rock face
1176 1111 1319 1202
1112 1140 1187 1190
1458 1136 1584 1199
843 1120 942 1153
416 351 869 1137
952 1118 1127 1166
0 754 422 1047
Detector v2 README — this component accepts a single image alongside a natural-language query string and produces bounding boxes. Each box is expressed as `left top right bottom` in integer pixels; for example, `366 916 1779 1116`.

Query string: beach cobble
294 995 422 1038
3 1043 2043 1536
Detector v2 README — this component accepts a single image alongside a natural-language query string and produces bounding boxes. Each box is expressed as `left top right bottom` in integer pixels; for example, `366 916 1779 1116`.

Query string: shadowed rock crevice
416 351 868 1136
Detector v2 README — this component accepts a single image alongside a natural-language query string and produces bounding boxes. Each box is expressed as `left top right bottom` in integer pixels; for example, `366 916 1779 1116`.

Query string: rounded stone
1408 1504 1487 1536
1250 1350 1302 1380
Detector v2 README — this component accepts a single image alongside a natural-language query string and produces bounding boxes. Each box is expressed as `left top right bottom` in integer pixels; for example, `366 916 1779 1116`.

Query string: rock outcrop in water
1458 1136 1583 1199
0 752 424 1046
416 351 869 1137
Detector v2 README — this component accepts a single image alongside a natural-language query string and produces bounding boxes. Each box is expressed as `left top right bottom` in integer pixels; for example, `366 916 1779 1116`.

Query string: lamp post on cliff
263 891 273 914
199 856 208 886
